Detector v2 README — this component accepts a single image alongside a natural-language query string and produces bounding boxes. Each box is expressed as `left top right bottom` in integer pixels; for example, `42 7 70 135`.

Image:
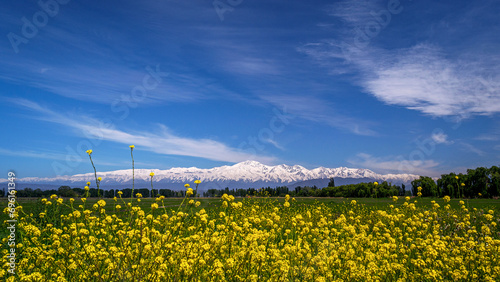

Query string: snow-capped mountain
1 161 420 190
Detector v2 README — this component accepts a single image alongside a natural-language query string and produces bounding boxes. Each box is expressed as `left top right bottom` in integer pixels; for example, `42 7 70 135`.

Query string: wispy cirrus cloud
475 123 500 141
326 0 382 27
10 98 276 164
224 57 281 76
0 57 218 106
300 0 500 118
261 94 377 136
459 142 485 156
361 45 500 117
0 8 238 107
348 152 440 176
0 148 122 166
0 148 71 162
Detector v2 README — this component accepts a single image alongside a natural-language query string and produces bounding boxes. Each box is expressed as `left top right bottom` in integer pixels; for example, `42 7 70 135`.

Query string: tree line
3 165 499 198
0 186 188 198
411 165 500 198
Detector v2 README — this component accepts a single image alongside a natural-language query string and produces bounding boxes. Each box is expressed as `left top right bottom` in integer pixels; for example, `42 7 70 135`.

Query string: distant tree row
201 181 407 198
316 181 405 198
203 186 290 197
412 165 500 198
0 186 188 198
3 165 498 199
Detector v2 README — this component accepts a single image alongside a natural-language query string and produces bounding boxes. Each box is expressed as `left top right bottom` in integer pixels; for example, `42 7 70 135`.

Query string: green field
2 196 498 224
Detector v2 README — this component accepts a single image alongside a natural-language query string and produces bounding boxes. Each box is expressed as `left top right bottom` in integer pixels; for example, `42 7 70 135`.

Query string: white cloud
301 0 500 118
348 152 440 176
431 131 453 145
262 138 286 151
362 45 500 117
11 99 276 164
303 42 500 118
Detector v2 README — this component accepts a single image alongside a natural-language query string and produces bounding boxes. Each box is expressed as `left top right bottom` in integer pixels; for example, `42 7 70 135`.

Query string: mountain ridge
1 161 419 189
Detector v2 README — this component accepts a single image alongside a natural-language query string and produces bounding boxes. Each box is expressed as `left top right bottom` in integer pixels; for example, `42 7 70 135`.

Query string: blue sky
1 0 499 179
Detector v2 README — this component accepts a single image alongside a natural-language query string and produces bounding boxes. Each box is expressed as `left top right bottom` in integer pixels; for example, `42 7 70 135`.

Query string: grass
2 196 498 225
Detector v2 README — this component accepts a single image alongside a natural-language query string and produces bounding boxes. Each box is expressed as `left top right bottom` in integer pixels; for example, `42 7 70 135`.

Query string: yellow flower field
2 192 500 281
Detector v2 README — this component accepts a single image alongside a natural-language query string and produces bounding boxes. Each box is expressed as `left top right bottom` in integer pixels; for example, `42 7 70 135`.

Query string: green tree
328 178 335 187
412 176 438 197
58 186 77 197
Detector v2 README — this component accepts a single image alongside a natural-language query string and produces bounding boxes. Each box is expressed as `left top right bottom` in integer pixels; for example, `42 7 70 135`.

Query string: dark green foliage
58 186 78 197
438 165 500 198
319 181 399 198
328 178 335 187
412 176 439 197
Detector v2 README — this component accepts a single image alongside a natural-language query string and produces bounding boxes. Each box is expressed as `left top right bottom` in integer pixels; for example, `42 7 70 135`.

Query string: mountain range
1 160 420 190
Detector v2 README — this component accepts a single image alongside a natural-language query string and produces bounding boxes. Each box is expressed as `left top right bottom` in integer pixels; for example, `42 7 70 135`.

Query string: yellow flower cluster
1 195 499 281
283 194 291 208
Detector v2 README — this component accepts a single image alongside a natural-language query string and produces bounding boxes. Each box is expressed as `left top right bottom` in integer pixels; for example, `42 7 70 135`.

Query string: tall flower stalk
130 145 135 200
194 179 201 198
86 150 101 197
150 172 155 198
178 184 193 211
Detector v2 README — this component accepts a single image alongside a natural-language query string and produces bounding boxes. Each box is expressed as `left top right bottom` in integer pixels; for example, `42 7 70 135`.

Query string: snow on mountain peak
10 160 420 186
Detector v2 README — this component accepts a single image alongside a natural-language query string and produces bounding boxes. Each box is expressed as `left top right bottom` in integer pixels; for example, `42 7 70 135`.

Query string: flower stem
89 155 100 198
131 149 135 201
